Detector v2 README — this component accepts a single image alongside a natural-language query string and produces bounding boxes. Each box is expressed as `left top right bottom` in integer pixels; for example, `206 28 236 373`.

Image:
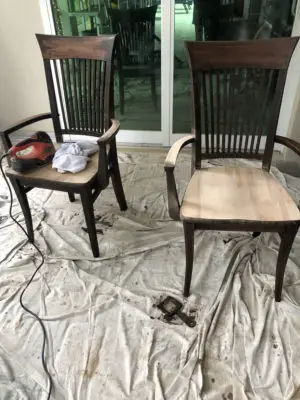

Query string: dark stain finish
1 35 127 257
36 34 116 60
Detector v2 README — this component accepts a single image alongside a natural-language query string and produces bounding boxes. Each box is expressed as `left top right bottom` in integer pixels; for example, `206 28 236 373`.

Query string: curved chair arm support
164 134 195 220
97 119 120 189
97 119 120 146
3 113 52 136
164 134 195 168
275 135 300 158
1 113 52 154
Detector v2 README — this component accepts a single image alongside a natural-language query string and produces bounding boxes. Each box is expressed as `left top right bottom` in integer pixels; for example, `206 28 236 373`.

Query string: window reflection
173 0 295 133
52 0 161 131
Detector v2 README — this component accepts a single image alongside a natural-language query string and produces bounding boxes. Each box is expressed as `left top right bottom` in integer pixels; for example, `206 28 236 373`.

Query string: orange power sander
10 131 56 173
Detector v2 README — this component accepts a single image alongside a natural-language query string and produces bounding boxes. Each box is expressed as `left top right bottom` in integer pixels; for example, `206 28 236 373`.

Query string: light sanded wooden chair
165 37 300 302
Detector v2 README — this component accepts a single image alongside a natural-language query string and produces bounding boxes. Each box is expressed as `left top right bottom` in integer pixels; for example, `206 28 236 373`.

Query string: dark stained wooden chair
1 34 127 258
165 37 300 302
107 5 158 114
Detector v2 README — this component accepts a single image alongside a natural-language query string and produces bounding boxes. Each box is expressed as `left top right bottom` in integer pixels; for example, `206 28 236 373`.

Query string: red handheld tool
10 131 55 173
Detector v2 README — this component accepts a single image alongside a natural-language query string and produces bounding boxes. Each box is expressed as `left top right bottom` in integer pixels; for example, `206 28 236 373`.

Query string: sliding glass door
47 0 169 145
172 0 297 142
41 0 299 146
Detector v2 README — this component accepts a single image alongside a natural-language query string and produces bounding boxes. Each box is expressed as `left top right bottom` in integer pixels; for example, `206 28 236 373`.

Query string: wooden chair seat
181 167 300 222
6 150 99 185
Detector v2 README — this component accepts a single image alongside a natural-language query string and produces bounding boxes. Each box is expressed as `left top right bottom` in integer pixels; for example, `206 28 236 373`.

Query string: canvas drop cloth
1 149 300 400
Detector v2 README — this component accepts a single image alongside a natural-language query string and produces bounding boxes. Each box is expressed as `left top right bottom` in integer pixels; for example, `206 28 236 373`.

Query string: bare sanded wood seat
181 167 300 222
164 37 300 302
6 151 98 185
6 144 110 186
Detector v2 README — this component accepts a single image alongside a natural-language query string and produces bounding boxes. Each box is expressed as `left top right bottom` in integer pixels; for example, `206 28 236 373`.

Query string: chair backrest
36 34 116 143
185 37 299 170
107 5 157 66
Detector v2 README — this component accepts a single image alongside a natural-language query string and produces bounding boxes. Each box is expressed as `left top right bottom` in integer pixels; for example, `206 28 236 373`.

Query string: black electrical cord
0 153 53 399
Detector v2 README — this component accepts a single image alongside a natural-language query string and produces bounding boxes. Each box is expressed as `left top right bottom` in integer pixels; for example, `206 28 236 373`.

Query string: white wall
0 0 52 133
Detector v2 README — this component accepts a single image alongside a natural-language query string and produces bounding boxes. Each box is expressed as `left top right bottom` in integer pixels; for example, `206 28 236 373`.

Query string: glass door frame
40 0 300 148
39 0 170 146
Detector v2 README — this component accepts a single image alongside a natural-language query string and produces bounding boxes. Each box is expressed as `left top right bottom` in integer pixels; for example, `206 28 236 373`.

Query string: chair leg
10 178 34 243
275 225 299 302
110 140 127 211
80 189 99 257
119 72 125 115
68 193 75 203
183 222 194 297
150 75 158 112
252 232 261 238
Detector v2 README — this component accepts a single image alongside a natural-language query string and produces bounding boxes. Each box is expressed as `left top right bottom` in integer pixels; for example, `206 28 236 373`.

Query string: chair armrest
164 134 195 169
3 113 52 135
164 134 195 220
1 112 52 156
96 119 120 189
97 119 120 146
275 135 300 158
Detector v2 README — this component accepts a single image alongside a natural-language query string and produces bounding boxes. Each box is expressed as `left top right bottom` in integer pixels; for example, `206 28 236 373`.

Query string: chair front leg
80 188 99 257
9 178 34 243
275 224 299 302
110 140 127 211
165 168 181 221
183 222 195 297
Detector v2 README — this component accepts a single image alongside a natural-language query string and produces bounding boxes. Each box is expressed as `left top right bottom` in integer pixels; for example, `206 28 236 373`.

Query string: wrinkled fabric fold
0 151 300 399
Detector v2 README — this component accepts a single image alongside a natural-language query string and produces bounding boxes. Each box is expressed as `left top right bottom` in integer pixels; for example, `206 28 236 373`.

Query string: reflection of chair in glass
175 0 192 13
108 5 158 114
156 0 192 14
108 0 157 7
165 37 300 302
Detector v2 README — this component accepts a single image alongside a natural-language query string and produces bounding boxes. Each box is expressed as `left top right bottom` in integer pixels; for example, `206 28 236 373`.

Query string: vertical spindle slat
209 71 215 153
255 69 275 153
72 59 80 129
216 70 221 153
82 59 87 130
77 59 83 129
227 69 235 152
53 60 68 131
201 71 209 154
60 59 73 130
65 59 76 130
87 59 92 131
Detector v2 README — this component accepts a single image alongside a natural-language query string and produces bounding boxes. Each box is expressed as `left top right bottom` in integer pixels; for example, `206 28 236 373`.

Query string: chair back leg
68 193 76 203
10 178 34 243
275 224 299 301
183 222 195 297
80 189 99 257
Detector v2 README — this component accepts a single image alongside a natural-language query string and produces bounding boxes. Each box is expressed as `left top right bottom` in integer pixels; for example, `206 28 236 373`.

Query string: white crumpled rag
52 141 99 173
